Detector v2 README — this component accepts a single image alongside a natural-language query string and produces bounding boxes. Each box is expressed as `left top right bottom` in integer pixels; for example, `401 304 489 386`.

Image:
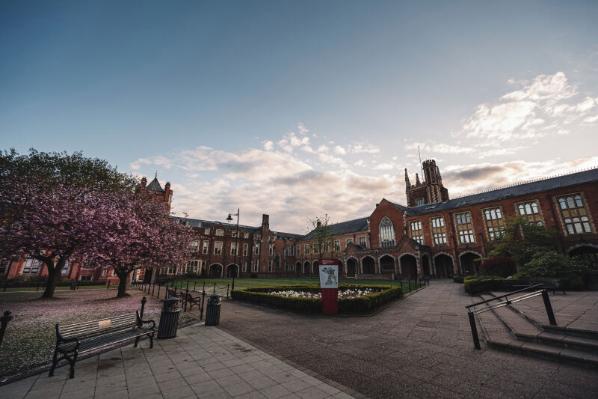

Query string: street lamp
226 208 240 292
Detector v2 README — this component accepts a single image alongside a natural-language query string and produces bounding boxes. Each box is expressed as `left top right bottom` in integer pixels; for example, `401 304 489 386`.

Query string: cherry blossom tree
84 191 193 297
0 182 106 298
0 149 136 298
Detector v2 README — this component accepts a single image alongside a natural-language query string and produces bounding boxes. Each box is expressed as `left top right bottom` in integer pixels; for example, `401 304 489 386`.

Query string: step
541 325 598 340
487 338 598 369
515 331 598 354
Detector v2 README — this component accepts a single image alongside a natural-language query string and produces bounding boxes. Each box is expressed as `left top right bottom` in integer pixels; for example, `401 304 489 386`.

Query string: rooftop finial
154 170 158 179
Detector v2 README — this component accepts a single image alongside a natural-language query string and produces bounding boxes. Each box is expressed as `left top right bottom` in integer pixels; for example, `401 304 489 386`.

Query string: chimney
262 214 269 228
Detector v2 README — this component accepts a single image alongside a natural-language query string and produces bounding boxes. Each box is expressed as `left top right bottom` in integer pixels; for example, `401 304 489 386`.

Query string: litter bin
205 295 221 326
158 297 180 339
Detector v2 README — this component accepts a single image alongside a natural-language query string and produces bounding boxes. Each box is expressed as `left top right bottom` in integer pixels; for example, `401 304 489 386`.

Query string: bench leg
49 350 58 377
134 336 140 348
69 352 78 379
149 332 154 349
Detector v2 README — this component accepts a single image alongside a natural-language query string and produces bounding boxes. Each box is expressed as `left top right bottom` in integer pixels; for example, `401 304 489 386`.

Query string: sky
1 0 598 233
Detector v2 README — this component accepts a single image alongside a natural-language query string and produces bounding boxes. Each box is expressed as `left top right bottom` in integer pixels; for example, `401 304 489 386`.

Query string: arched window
379 217 396 248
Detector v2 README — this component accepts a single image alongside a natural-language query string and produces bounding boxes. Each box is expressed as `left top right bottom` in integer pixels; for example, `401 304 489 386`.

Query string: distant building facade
2 161 597 281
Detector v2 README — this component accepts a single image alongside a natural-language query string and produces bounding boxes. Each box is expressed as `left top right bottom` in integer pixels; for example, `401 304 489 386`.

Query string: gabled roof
304 217 369 240
402 167 598 216
146 177 164 193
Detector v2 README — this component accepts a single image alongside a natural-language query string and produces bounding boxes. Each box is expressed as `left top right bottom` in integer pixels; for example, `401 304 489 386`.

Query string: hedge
231 285 403 314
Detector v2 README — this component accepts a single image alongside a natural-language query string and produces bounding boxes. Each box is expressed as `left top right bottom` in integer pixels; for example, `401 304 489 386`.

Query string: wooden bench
49 312 155 378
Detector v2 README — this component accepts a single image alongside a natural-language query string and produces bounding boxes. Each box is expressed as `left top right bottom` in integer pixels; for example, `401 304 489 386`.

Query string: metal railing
465 284 557 350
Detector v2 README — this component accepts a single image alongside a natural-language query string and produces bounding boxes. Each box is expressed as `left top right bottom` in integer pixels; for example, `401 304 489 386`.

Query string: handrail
465 284 543 309
465 285 557 350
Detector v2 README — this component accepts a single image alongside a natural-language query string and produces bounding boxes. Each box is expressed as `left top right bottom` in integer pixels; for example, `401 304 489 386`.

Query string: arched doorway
422 255 431 276
434 254 454 278
380 255 395 274
226 264 239 278
569 245 598 267
209 264 223 278
347 258 358 277
312 261 319 274
460 252 481 275
303 261 311 275
400 255 418 279
362 257 375 274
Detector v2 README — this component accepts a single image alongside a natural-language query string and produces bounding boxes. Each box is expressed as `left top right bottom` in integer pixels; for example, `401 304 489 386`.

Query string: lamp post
226 208 240 292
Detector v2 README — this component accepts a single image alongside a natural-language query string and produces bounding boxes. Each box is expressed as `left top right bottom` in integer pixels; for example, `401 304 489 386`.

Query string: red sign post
319 259 341 315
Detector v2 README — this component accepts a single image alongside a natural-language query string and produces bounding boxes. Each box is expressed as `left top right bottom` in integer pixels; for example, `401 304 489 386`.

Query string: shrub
480 256 516 278
231 285 402 314
453 275 464 283
463 276 505 295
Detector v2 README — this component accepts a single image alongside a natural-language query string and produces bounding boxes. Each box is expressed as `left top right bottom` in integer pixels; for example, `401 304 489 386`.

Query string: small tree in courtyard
309 214 333 261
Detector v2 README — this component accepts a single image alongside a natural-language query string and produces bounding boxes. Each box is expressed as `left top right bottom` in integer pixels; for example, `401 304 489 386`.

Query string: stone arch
568 244 598 267
433 253 454 278
379 255 396 274
303 261 311 275
346 257 358 277
225 263 239 278
209 263 223 278
399 254 418 279
362 256 376 274
459 251 482 275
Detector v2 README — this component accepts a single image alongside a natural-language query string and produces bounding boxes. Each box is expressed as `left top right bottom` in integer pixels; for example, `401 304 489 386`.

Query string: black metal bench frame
49 311 155 378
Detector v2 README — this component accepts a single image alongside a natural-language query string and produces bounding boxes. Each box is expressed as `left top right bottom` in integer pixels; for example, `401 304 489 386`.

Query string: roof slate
146 177 164 193
304 217 369 239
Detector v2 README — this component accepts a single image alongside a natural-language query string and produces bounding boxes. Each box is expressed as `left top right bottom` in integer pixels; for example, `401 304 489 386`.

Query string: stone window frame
555 192 595 236
215 229 224 237
454 211 475 244
409 220 424 245
358 236 368 248
230 242 238 256
213 241 224 255
430 215 447 246
515 199 545 226
379 217 396 248
201 241 209 255
482 206 506 241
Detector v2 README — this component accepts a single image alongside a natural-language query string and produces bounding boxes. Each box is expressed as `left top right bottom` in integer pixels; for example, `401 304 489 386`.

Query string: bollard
157 283 161 298
200 290 206 321
541 290 557 326
152 283 155 296
140 297 147 319
184 289 189 312
226 284 230 299
186 281 189 291
468 311 481 350
193 281 197 291
0 310 13 348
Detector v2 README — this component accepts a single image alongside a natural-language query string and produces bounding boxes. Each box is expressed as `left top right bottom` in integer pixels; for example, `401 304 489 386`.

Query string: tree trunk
41 257 65 299
116 271 130 298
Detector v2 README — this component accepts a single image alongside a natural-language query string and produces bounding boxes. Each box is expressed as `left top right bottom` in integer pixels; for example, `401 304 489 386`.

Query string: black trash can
205 295 221 326
158 297 180 339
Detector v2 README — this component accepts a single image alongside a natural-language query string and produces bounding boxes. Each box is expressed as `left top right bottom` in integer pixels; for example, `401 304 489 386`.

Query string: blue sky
2 1 598 232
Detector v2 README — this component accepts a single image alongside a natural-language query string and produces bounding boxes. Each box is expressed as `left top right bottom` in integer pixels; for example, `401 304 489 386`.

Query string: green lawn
167 277 423 294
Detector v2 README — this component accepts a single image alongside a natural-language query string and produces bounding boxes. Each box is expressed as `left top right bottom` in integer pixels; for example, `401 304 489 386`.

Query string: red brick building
2 161 597 281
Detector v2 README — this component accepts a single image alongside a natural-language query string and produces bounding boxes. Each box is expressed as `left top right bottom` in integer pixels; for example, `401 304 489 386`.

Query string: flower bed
231 285 402 314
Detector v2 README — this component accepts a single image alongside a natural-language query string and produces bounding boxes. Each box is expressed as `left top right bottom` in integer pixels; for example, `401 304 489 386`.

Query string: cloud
460 72 597 142
348 143 380 154
130 129 401 232
406 142 475 155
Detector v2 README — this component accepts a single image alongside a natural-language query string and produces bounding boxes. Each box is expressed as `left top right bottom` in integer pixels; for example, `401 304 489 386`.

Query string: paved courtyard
219 280 598 399
0 325 356 399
